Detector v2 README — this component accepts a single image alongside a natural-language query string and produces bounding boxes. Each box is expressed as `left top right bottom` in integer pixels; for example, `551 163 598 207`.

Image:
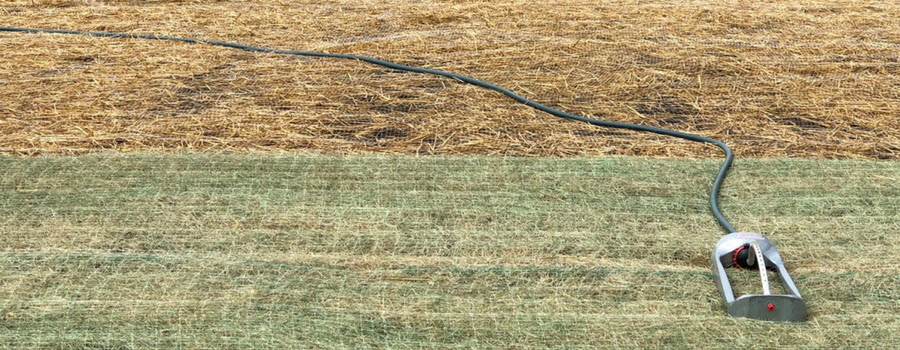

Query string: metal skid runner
711 232 807 322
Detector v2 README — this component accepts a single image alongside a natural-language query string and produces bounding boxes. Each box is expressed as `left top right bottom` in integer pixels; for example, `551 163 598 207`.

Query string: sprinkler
712 233 806 322
0 26 806 322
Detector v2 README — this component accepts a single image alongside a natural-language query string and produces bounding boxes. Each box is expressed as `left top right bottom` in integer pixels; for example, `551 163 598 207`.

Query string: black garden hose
0 26 739 233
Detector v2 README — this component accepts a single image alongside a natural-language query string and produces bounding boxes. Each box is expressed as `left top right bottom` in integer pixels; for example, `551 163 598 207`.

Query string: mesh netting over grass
1 0 899 158
1 154 897 348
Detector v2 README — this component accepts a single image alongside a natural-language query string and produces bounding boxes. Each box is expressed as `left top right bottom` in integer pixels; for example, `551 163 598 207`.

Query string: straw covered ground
1 154 898 348
2 1 900 349
2 0 900 158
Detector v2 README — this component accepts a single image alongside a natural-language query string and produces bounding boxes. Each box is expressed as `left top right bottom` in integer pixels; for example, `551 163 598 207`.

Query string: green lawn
1 154 897 348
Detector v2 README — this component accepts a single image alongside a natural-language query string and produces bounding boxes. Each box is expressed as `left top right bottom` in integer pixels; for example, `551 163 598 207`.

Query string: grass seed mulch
1 154 898 348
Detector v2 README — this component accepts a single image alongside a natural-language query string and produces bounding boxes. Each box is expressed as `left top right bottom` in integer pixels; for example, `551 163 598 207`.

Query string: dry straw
1 0 898 159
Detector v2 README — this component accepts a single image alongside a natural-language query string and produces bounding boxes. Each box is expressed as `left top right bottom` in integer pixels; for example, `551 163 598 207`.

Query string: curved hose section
0 26 738 233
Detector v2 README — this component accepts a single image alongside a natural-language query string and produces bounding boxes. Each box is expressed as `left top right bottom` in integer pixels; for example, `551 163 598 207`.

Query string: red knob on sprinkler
767 303 775 311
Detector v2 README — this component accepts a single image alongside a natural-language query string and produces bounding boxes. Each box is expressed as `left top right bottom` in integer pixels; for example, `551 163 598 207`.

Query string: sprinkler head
711 232 807 322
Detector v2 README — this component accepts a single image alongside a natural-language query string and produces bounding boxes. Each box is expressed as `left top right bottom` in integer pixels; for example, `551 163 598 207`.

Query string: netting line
0 26 738 233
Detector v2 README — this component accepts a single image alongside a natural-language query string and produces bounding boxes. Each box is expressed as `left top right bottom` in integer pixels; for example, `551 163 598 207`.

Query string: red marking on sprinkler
767 303 775 311
732 245 746 269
